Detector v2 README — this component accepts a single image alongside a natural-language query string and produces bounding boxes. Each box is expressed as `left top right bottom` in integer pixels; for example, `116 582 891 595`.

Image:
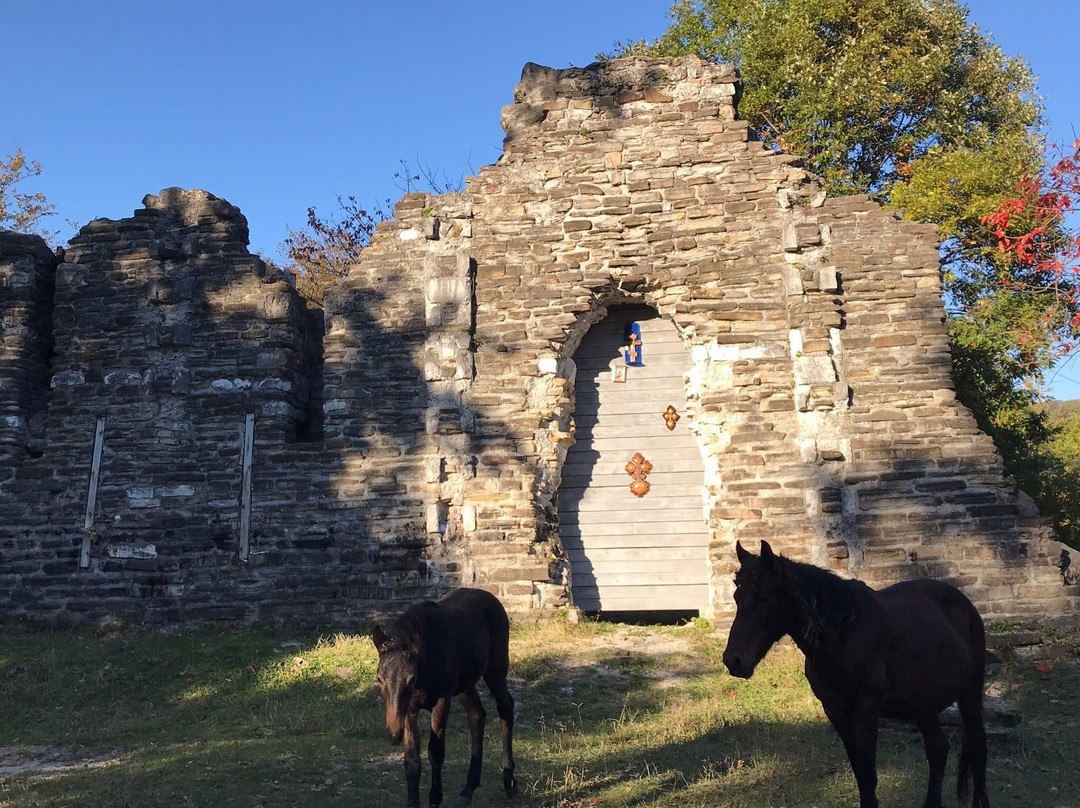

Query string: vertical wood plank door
559 305 710 612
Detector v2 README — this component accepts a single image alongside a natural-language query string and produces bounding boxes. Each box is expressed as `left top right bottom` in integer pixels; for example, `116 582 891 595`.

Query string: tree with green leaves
1 148 57 241
1034 408 1080 549
971 140 1080 528
614 0 1041 199
613 0 1080 476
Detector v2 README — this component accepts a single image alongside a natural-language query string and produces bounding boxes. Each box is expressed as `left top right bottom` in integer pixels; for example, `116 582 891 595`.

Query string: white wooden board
558 305 710 612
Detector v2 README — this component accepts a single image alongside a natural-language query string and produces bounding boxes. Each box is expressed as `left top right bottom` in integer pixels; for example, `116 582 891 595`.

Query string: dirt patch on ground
518 626 717 689
526 626 705 660
0 745 121 776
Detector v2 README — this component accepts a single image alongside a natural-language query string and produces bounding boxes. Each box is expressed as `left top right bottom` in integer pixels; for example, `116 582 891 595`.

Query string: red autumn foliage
980 140 1080 354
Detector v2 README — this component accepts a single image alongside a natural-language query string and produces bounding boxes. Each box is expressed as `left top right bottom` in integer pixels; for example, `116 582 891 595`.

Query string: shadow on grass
0 626 406 807
1 626 1077 808
0 627 378 745
509 643 939 808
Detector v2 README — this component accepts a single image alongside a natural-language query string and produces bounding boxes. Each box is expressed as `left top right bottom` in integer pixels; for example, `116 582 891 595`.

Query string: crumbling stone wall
0 57 1076 627
0 190 444 623
0 233 56 459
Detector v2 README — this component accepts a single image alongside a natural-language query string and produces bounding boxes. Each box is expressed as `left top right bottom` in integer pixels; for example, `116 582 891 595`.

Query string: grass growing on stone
0 617 1077 807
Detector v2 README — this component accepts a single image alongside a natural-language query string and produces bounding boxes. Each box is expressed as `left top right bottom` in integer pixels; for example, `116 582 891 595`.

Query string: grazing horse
723 541 989 808
372 588 517 808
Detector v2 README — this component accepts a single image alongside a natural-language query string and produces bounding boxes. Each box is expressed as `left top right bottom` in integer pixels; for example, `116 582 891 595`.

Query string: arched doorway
558 305 710 613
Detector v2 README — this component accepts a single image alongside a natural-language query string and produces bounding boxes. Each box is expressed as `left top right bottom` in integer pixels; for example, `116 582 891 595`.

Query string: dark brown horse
372 588 517 808
723 541 989 808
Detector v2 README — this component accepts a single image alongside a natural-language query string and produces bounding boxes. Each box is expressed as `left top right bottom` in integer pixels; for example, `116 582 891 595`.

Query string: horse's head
723 540 794 679
372 624 420 745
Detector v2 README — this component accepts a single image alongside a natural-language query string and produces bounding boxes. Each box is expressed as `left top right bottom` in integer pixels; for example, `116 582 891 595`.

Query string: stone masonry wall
0 190 445 624
0 57 1076 627
0 233 56 460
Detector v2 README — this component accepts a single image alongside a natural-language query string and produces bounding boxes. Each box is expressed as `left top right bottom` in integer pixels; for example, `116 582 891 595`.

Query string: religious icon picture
611 364 628 383
623 322 644 366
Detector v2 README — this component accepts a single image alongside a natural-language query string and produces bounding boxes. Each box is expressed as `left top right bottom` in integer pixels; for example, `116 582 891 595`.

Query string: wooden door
559 305 710 612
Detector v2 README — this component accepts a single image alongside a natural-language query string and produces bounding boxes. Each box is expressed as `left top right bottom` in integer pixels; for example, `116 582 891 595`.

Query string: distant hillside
1042 399 1080 422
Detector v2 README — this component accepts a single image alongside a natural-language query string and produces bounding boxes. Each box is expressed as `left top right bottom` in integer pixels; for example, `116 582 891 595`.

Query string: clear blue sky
5 0 1079 398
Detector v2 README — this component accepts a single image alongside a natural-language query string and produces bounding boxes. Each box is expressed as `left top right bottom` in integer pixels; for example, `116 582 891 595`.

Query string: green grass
0 619 1077 807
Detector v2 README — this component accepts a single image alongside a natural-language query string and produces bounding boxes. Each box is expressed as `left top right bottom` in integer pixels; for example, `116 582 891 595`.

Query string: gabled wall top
501 57 740 149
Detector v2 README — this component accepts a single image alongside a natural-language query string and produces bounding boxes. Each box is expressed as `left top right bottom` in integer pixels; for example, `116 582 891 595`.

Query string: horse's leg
827 705 880 808
916 715 949 808
428 698 450 808
957 687 990 808
403 709 423 808
456 685 486 807
484 669 517 796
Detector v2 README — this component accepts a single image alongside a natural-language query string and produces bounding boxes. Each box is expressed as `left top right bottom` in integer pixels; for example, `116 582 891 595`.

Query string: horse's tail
957 732 971 803
956 599 989 807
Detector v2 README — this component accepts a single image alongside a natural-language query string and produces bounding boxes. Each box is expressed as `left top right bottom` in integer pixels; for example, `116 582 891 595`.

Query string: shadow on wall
0 190 511 626
790 449 1078 625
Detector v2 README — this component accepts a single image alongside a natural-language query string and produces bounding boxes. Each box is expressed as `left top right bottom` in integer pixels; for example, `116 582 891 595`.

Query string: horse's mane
385 600 438 649
778 556 873 649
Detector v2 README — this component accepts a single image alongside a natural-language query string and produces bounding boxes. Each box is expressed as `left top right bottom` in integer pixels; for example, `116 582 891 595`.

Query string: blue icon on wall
623 322 643 366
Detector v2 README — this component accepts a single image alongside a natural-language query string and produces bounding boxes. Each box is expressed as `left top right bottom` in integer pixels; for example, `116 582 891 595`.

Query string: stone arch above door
558 305 710 612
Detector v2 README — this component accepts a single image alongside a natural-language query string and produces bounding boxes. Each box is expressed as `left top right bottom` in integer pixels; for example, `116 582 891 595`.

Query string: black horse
372 587 517 808
723 541 989 808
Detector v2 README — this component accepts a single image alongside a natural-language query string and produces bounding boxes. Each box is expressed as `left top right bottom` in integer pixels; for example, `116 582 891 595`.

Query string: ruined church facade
1 58 1076 626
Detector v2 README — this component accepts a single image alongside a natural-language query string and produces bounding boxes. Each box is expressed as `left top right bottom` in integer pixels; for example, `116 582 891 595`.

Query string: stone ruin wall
1 57 1076 628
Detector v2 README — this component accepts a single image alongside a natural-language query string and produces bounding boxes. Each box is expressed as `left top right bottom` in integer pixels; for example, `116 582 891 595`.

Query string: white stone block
794 355 837 385
107 543 157 559
789 329 804 358
782 265 804 296
426 277 465 305
708 344 740 361
795 385 812 412
104 370 142 386
829 328 843 355
462 505 477 533
782 222 800 252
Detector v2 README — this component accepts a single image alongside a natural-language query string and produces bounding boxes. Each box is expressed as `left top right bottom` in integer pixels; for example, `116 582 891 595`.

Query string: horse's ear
760 540 779 568
736 541 752 565
372 625 389 653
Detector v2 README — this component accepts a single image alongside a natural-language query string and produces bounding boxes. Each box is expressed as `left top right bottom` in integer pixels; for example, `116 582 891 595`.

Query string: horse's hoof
455 797 471 808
